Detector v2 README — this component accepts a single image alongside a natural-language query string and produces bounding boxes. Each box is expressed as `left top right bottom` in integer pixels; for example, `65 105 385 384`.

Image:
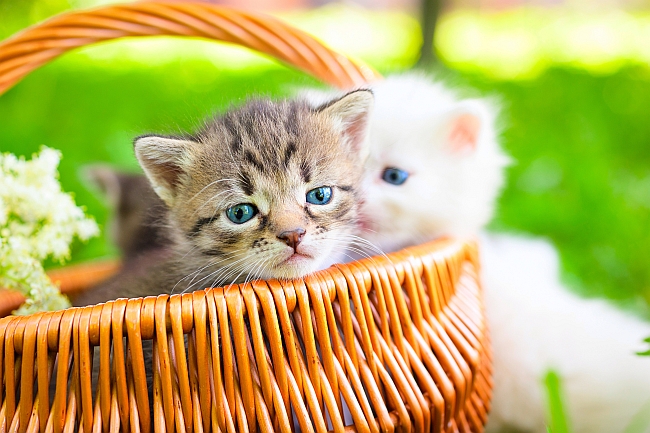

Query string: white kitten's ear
443 101 485 153
317 89 374 160
134 135 195 206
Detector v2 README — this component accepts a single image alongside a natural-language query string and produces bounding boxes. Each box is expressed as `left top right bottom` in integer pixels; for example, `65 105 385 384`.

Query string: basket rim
1 237 473 343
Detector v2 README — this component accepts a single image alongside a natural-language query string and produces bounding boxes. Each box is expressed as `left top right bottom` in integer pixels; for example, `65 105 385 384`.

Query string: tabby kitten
84 166 167 260
75 90 373 306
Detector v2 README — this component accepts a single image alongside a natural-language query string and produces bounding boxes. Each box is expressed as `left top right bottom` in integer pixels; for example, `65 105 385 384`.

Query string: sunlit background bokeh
1 0 649 314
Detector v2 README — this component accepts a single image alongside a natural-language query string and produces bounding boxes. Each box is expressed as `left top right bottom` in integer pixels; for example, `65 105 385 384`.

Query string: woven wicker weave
0 3 492 432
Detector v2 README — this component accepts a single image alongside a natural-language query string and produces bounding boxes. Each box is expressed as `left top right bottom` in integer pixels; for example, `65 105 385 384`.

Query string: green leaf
636 336 650 356
544 370 572 433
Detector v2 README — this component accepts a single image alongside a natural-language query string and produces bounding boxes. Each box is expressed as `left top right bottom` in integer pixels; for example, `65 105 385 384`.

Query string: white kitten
301 75 509 251
359 74 508 252
304 73 650 432
481 232 650 433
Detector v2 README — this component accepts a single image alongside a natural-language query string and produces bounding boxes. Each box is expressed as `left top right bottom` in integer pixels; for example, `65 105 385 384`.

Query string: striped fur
76 91 373 305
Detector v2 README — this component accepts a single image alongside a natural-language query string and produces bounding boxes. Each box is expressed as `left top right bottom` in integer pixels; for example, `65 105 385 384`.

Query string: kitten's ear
82 165 122 206
442 100 487 153
317 89 374 160
134 135 195 206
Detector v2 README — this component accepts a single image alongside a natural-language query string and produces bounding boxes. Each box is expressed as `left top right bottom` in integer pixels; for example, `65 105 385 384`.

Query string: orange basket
0 2 492 432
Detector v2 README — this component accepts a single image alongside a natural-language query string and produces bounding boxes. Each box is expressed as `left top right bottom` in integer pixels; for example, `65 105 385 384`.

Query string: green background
1 3 649 316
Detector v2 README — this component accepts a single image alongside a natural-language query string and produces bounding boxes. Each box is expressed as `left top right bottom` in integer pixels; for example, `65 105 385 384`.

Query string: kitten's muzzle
277 228 305 251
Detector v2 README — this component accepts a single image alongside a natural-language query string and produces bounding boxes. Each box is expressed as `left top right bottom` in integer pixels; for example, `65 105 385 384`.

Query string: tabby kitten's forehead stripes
198 99 352 184
134 89 373 285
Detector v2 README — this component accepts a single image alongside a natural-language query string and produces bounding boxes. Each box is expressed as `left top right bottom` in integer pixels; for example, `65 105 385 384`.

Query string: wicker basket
0 3 492 432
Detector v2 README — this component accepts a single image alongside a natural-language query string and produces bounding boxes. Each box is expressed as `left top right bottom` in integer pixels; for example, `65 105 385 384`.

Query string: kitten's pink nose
278 228 305 251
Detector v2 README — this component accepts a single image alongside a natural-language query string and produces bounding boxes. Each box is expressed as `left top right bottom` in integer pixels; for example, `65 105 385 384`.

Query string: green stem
544 370 571 433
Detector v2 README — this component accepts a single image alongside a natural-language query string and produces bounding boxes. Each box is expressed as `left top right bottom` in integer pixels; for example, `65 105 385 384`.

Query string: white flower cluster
0 147 99 315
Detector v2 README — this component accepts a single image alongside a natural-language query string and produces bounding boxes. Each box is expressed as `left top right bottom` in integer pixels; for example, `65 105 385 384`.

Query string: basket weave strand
0 2 492 432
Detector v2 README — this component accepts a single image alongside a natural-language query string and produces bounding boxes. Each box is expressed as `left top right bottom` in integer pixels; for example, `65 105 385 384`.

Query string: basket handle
0 1 381 95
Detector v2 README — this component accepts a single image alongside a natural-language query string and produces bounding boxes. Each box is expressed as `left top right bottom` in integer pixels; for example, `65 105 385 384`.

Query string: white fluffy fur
359 74 509 252
306 73 650 432
481 233 650 432
302 75 509 252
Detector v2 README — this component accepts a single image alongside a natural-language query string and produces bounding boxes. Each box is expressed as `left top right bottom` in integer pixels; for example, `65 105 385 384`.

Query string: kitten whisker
328 244 377 264
227 255 267 288
173 249 247 294
341 245 376 259
191 189 237 217
243 256 270 287
343 234 388 256
240 256 263 287
218 261 254 290
326 233 388 260
193 253 255 292
179 244 201 260
187 178 238 203
256 259 272 283
204 252 258 290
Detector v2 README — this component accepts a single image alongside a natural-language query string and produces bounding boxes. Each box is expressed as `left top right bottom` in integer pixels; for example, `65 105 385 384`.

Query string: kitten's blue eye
306 186 332 205
226 203 257 224
382 167 409 185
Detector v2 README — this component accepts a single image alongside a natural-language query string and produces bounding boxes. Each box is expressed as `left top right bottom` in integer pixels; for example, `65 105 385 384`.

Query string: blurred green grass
0 54 324 262
454 66 650 306
1 18 649 311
